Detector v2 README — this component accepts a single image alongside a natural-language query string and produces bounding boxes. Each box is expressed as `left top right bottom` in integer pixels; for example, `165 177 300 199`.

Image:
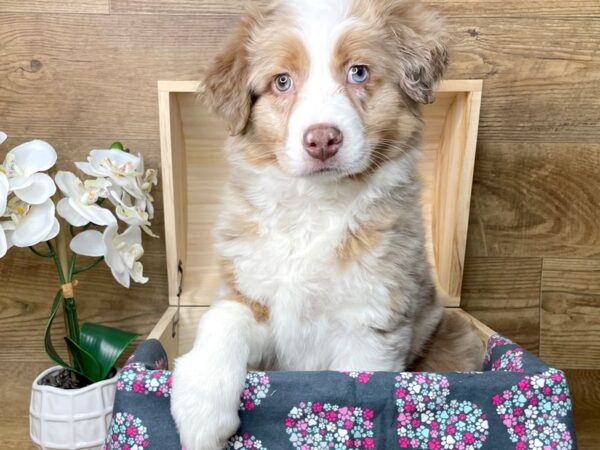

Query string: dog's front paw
171 353 241 450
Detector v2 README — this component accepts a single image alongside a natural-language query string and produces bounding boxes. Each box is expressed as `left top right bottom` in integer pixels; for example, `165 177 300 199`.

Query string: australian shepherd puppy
171 1 482 448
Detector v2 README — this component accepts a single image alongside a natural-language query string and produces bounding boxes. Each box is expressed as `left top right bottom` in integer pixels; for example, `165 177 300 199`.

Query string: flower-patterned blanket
104 335 577 450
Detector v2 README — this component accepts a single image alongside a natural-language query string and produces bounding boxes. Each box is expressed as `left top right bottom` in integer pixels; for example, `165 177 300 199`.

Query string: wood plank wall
0 1 598 448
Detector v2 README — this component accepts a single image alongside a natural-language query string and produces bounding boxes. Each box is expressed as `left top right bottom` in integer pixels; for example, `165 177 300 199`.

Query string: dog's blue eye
348 65 369 84
274 74 293 92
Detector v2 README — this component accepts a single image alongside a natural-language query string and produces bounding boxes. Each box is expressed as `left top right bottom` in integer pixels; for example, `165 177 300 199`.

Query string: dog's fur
171 1 482 448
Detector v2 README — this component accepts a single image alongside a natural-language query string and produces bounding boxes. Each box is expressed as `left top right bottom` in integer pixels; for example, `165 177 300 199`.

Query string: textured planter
30 366 118 450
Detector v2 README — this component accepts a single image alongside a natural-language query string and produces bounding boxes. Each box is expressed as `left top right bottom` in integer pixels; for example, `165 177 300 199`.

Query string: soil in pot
38 367 117 389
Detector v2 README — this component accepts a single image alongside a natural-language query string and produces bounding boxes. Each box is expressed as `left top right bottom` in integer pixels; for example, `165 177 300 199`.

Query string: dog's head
203 0 448 178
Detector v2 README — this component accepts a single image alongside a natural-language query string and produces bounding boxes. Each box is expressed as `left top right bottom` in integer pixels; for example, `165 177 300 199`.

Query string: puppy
171 1 482 449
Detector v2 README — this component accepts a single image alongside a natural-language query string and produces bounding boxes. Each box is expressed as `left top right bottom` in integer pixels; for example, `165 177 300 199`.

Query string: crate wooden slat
152 79 489 365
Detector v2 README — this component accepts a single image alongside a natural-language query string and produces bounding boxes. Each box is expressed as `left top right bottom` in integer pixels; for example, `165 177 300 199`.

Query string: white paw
171 352 241 450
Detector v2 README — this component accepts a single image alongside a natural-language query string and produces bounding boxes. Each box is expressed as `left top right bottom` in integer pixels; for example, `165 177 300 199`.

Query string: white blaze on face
284 0 366 176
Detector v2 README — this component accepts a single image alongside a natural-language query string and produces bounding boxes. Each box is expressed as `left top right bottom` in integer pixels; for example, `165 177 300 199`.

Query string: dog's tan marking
220 259 269 322
336 213 397 266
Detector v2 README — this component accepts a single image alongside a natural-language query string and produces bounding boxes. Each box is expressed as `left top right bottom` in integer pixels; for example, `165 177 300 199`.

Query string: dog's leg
171 300 269 450
411 310 484 372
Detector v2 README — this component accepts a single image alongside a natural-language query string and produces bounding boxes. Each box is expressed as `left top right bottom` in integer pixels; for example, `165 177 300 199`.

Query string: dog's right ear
200 13 257 136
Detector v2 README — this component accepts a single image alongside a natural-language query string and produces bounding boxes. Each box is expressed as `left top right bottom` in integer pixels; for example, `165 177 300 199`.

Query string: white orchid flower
0 198 59 257
0 132 7 145
137 156 158 220
70 224 148 288
1 140 57 205
75 149 145 200
0 172 8 257
55 171 115 226
111 191 158 238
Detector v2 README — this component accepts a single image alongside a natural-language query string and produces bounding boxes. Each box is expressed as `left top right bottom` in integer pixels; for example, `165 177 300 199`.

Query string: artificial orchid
76 149 145 200
70 224 148 288
0 134 158 383
55 171 115 226
2 140 57 205
0 137 59 257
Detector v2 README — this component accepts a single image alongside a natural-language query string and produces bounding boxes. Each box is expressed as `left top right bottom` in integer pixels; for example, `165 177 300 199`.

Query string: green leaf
110 142 124 151
79 323 138 381
65 337 102 382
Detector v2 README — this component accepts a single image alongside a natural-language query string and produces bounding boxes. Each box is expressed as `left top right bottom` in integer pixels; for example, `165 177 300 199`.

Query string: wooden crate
149 79 493 365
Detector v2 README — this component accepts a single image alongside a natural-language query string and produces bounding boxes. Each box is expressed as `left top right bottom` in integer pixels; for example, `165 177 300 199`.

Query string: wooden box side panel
431 88 482 306
159 81 482 309
158 88 188 305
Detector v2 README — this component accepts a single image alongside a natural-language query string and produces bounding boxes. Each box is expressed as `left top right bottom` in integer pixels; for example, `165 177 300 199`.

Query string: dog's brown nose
303 124 343 161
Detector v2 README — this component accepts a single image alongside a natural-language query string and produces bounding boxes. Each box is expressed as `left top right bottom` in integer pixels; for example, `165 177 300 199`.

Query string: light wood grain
1 0 109 14
461 257 542 353
0 13 239 140
466 143 600 258
2 15 600 144
446 17 600 143
541 259 600 369
109 0 600 18
0 362 55 450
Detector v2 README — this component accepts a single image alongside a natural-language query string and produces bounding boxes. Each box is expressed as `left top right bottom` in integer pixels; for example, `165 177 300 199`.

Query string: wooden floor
0 1 599 448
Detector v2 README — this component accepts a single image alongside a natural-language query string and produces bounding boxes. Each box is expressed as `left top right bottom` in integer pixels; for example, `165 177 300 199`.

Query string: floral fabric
106 336 577 449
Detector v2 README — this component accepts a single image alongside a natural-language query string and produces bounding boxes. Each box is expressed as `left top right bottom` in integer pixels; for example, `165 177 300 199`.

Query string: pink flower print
342 371 374 383
542 386 552 395
492 394 503 406
494 369 573 450
239 372 270 411
225 434 266 450
551 372 563 382
363 409 374 420
104 412 149 450
396 387 407 398
395 373 488 450
464 432 475 444
358 373 371 383
428 439 441 450
312 402 322 413
285 402 374 449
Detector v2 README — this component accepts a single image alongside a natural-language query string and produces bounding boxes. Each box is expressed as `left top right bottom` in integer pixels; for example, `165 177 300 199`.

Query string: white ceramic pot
30 366 118 450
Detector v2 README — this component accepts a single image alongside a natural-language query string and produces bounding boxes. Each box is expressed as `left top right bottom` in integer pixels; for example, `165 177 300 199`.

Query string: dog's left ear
200 12 258 135
386 1 449 104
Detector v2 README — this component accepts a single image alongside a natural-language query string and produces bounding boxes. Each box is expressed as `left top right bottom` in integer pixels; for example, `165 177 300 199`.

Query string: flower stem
68 253 77 281
46 241 66 285
73 256 104 275
29 245 53 258
63 297 80 346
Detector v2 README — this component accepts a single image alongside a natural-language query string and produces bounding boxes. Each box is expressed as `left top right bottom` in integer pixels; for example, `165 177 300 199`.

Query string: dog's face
203 0 448 179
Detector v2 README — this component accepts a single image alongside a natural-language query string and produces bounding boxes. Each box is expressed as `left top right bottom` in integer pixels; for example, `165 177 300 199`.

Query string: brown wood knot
61 280 79 299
